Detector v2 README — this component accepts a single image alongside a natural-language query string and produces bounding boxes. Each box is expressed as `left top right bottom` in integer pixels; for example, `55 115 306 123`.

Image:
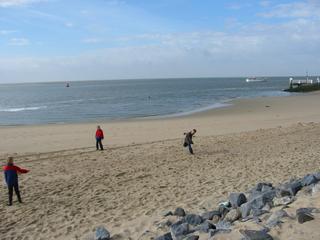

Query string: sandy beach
1 92 320 239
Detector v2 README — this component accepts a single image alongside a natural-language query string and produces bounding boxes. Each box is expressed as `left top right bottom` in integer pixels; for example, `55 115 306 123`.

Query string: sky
0 0 320 83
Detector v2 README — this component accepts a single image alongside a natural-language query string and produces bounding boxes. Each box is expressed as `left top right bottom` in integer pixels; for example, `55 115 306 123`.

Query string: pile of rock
155 172 320 240
88 172 320 240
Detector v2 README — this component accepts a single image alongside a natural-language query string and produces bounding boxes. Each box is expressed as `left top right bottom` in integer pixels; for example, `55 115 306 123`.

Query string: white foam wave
0 106 47 112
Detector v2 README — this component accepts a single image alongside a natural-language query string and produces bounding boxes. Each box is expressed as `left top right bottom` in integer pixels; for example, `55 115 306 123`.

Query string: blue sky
0 0 320 82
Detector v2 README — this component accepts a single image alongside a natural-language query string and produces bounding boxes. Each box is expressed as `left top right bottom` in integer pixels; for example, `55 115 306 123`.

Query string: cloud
64 22 74 28
82 38 103 44
259 1 271 7
8 38 30 46
0 30 16 35
259 1 320 18
226 2 252 10
0 0 46 7
2 18 320 83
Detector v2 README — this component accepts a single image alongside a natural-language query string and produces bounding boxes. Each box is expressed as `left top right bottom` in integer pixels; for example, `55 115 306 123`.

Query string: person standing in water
95 125 104 150
3 157 29 206
183 129 197 154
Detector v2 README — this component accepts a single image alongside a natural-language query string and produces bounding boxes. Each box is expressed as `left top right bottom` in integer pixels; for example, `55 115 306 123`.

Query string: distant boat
245 77 267 83
66 83 70 87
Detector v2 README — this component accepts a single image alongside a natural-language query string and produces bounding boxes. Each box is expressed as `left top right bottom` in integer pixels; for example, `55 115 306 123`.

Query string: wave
0 106 47 112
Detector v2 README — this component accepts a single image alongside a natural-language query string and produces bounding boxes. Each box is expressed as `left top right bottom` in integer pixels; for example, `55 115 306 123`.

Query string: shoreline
0 91 291 128
1 91 320 155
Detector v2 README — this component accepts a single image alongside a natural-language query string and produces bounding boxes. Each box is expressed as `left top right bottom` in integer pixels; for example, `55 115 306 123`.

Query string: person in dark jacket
3 157 29 206
95 125 104 150
183 129 197 154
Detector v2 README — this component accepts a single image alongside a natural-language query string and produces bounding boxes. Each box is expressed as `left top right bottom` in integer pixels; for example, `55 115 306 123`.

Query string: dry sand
0 92 320 239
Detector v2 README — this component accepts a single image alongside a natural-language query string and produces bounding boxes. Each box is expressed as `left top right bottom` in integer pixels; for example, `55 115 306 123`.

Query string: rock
252 209 269 217
240 191 275 218
164 211 173 217
296 208 315 224
201 210 221 221
266 209 289 228
240 229 273 240
273 196 294 206
174 208 186 217
240 202 252 218
229 192 247 208
301 174 318 186
262 202 272 212
183 236 199 240
224 208 241 222
183 214 203 226
218 205 230 219
156 232 173 240
215 220 232 230
170 222 190 239
196 220 216 233
313 172 320 180
95 227 111 240
208 229 232 238
157 219 173 230
252 183 273 192
277 180 302 197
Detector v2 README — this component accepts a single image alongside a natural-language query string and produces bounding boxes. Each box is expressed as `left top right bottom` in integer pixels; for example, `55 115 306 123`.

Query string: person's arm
14 166 29 174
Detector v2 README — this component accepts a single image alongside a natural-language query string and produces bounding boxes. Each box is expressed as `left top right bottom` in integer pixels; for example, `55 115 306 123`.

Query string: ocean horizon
0 77 291 125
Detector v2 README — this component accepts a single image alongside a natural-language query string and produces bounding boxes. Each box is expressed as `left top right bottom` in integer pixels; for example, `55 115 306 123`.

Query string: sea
0 77 292 125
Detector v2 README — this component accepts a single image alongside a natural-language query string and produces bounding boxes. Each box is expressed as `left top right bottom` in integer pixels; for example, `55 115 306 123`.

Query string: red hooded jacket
3 164 29 186
95 129 104 139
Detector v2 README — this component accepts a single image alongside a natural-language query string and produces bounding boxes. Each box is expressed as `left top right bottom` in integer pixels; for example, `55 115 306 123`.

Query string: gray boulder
196 220 216 233
313 172 320 180
266 209 289 228
171 221 190 239
155 232 173 240
252 182 273 192
201 210 221 221
276 180 302 197
240 202 252 218
229 192 247 208
183 214 203 226
296 208 315 224
183 236 199 240
240 229 273 240
215 220 232 230
174 208 186 217
301 174 318 186
208 228 232 238
95 227 111 240
240 190 275 218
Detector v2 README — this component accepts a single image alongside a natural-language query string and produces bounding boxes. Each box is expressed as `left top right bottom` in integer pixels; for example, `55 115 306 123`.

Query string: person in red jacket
3 157 29 206
95 125 104 150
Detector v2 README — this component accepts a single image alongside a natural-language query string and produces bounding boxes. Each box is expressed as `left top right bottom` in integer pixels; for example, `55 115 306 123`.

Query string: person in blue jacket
2 157 29 206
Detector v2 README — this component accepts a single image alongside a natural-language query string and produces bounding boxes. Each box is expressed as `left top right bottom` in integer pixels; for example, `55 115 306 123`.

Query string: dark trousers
8 183 22 205
188 144 194 154
96 138 104 150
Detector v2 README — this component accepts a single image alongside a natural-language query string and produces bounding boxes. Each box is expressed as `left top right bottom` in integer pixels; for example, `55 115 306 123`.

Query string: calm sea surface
0 77 291 125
